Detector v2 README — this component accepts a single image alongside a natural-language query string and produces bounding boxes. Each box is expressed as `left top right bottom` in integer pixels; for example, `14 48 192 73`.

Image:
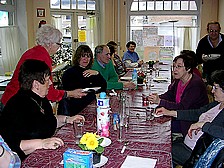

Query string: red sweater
1 45 65 105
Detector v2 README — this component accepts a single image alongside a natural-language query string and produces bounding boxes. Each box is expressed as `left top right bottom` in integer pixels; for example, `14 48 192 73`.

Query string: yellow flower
80 132 94 144
86 136 99 150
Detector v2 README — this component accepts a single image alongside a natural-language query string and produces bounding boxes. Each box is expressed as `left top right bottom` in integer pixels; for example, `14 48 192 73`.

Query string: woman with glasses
148 54 208 136
1 24 86 108
155 70 224 167
58 45 107 116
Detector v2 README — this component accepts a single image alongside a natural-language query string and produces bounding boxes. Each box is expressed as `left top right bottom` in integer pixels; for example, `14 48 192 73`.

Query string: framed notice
37 8 45 17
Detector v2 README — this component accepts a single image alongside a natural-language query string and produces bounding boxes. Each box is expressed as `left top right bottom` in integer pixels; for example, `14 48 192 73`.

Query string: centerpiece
137 71 146 84
78 132 104 164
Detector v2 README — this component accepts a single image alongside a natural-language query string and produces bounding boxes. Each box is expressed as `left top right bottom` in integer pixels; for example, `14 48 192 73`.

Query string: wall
218 0 224 31
26 0 51 48
200 0 219 37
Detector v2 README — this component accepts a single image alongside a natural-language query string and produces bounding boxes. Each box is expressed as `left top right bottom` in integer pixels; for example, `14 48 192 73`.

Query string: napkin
121 155 157 168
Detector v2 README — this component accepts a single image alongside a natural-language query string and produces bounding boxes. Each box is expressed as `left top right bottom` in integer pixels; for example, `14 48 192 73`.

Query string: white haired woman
1 24 86 107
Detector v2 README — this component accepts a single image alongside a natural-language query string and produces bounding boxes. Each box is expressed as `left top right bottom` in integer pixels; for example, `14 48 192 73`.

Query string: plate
152 113 163 117
209 54 221 60
153 77 168 83
120 76 132 81
100 137 111 147
93 155 108 167
147 104 158 108
137 84 145 86
82 87 101 92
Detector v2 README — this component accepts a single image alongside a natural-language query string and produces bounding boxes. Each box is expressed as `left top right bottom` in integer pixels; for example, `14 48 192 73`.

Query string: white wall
219 0 224 32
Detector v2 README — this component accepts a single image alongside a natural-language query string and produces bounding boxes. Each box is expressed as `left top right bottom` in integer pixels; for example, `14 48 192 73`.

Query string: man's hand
123 81 136 90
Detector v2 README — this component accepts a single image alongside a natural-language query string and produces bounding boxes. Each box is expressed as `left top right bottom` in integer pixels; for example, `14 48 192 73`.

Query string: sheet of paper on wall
121 155 157 168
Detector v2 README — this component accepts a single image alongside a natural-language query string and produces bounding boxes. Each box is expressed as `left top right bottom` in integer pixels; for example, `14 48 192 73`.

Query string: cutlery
121 141 129 154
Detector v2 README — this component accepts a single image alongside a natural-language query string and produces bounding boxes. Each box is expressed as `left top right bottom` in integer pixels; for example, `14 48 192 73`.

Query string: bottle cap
99 92 106 98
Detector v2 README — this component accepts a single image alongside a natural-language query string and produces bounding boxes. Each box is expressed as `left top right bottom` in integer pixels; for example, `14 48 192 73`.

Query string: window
50 0 96 10
131 0 197 11
127 0 200 63
0 0 15 26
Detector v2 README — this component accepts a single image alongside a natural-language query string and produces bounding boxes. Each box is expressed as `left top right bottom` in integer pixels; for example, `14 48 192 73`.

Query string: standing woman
58 45 107 116
1 24 86 106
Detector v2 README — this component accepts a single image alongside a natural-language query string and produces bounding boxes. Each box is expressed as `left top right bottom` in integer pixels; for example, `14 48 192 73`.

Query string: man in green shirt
92 45 135 90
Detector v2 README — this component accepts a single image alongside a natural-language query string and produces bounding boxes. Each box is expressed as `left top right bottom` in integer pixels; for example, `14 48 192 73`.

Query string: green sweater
91 59 123 90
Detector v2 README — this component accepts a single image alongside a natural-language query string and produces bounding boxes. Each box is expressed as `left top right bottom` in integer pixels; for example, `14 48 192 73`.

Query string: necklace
30 97 45 114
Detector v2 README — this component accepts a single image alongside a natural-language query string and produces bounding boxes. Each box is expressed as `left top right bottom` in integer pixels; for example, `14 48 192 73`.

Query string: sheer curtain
86 16 98 50
0 26 21 74
177 27 197 54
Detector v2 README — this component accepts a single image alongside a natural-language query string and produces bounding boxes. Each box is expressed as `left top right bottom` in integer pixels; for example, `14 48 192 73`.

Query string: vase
137 77 144 84
92 152 101 164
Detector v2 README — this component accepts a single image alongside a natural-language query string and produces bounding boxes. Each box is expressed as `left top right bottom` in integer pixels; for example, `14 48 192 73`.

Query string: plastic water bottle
132 68 138 88
96 92 110 137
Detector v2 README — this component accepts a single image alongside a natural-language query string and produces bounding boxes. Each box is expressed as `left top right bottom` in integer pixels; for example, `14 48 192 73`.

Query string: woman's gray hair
36 24 62 46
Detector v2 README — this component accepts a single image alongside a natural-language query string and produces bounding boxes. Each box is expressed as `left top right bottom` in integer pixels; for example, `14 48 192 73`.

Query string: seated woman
155 70 224 166
107 41 126 77
0 60 84 161
58 45 107 116
148 54 209 136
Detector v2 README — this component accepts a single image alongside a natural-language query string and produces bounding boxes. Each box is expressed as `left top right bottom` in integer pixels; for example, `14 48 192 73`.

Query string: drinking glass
73 121 84 144
146 107 155 121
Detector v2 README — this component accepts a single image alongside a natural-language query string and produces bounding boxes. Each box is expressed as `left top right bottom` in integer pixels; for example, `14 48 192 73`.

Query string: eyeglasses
209 29 219 33
56 42 62 47
212 85 222 91
81 54 91 58
172 65 185 69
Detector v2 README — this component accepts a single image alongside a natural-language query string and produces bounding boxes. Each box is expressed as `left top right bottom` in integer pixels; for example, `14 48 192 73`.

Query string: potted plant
137 71 146 84
78 132 104 164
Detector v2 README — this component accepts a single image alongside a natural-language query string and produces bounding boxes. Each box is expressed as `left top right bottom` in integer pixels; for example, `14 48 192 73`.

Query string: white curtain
177 27 197 54
86 16 98 50
0 26 21 73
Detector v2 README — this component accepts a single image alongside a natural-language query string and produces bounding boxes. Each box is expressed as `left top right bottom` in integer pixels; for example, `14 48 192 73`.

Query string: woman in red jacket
1 24 86 106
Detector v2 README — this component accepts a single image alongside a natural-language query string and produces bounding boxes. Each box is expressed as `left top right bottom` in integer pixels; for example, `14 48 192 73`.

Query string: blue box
63 149 93 168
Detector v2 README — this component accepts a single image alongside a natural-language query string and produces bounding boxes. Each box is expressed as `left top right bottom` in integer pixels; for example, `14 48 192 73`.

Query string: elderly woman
155 70 224 166
0 60 85 161
1 24 86 107
58 45 107 116
148 54 208 136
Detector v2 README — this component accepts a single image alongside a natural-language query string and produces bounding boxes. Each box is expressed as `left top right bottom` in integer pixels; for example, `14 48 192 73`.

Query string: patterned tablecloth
22 67 172 168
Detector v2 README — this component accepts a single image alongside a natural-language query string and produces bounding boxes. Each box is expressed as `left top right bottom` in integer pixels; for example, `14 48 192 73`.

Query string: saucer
137 83 145 86
93 155 108 167
120 76 132 81
82 87 101 92
152 113 163 117
100 137 112 147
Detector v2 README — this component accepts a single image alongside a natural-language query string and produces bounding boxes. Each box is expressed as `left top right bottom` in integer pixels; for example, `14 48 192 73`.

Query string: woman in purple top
148 54 209 136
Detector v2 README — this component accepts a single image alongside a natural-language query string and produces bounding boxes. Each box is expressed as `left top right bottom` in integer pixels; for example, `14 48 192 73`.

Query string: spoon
121 140 129 154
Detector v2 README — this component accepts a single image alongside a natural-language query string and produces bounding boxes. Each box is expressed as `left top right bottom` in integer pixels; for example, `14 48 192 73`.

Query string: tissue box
63 149 93 168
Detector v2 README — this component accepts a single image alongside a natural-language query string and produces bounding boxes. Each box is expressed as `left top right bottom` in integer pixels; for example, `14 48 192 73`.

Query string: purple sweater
159 74 209 136
159 74 208 110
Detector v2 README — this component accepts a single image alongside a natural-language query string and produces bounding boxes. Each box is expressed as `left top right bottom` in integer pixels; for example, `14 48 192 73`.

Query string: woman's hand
42 137 64 150
148 93 160 104
66 115 85 124
155 107 177 117
83 70 99 77
187 122 205 139
67 89 87 98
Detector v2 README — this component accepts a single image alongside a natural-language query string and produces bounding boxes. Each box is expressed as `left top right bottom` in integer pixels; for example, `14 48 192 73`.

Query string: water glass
146 107 155 121
73 121 84 144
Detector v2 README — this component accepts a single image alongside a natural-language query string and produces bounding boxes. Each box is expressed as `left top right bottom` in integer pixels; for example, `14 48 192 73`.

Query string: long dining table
22 64 172 168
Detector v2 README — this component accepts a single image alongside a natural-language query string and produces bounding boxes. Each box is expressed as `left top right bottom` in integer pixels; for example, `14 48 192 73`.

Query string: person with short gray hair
1 24 86 106
92 45 135 90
